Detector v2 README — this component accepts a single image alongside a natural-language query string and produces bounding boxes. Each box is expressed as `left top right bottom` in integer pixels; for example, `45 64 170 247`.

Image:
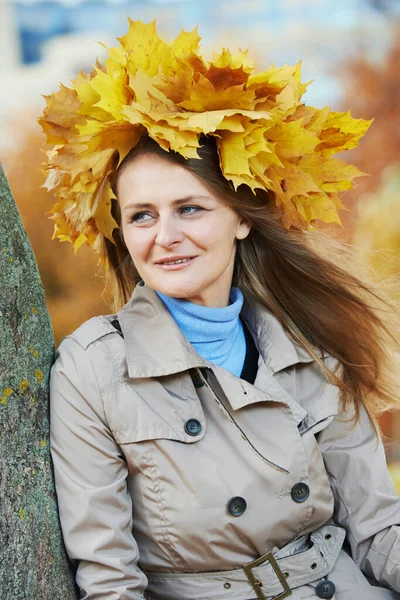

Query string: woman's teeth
162 257 192 265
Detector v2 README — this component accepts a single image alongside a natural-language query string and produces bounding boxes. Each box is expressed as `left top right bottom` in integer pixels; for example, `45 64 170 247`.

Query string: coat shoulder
56 315 127 391
293 353 342 434
64 315 120 351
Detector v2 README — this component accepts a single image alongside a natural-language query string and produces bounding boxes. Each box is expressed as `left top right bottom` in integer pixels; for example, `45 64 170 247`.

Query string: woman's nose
155 216 184 248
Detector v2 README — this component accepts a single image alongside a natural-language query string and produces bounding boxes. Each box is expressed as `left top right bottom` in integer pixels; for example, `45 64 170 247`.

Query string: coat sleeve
317 403 400 591
50 336 148 600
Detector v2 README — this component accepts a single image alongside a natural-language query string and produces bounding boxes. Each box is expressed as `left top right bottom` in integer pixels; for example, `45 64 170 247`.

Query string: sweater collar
155 287 244 344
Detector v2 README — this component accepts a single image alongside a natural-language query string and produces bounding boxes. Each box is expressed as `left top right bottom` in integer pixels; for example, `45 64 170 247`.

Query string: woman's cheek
127 231 150 261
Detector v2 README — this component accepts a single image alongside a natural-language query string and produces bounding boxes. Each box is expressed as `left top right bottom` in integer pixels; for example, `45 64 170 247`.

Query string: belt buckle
243 551 292 600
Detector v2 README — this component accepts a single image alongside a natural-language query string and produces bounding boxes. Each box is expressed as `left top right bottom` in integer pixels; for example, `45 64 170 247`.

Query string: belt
144 524 346 600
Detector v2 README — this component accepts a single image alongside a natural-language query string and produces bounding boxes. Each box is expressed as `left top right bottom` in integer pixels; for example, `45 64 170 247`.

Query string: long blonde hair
103 136 400 430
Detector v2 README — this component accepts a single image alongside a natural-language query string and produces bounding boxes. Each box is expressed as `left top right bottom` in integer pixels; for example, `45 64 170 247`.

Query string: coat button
315 580 335 599
185 419 202 436
190 369 205 388
291 482 310 503
228 496 247 516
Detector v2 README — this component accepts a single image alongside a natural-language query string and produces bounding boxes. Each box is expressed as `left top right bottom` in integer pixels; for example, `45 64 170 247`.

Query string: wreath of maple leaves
39 19 372 256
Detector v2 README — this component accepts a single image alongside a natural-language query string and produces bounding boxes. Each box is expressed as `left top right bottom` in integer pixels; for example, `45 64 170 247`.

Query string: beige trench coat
50 282 400 600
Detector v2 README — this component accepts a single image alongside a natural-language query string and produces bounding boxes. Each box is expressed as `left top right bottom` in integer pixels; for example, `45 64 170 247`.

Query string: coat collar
118 283 209 379
118 282 320 381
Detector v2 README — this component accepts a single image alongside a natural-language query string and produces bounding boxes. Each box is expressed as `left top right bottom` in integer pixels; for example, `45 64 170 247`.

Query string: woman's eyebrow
122 195 212 211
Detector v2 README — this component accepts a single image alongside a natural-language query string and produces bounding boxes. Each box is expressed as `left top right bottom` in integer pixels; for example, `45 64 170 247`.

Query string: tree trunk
0 164 77 598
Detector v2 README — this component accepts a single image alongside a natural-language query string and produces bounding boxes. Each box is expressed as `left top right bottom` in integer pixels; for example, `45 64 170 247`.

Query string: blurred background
0 0 399 480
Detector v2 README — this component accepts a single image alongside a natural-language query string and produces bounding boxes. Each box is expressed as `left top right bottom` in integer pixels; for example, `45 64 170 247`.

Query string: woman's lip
155 256 198 270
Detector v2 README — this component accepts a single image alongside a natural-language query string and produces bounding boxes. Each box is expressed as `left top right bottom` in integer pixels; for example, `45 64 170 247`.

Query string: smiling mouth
160 257 194 265
155 256 197 268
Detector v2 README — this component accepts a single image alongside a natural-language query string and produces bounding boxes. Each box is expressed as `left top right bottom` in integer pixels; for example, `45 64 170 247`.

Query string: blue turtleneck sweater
156 288 246 377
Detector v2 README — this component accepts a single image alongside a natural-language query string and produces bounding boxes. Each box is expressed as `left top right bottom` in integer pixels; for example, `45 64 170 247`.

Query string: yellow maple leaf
118 19 165 77
85 122 143 166
294 192 343 225
267 118 320 160
41 84 84 129
212 47 254 73
93 180 119 242
317 111 373 155
299 154 366 187
170 26 201 60
103 44 127 77
74 74 111 123
90 67 131 119
218 130 254 179
178 74 257 112
127 71 175 114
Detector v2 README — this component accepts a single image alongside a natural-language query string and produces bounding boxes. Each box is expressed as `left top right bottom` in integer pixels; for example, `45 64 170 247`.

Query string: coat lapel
118 282 209 378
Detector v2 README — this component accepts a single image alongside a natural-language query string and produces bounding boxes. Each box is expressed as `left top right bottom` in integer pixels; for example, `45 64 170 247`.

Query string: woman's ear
236 218 252 241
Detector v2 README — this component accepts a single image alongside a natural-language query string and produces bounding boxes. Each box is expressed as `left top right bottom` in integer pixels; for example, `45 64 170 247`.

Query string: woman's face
117 153 251 307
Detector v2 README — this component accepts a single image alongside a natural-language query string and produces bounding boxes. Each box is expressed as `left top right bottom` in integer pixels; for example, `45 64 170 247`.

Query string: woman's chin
151 278 202 300
158 287 198 300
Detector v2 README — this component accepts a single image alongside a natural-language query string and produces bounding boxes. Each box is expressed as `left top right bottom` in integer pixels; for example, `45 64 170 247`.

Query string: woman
43 20 400 600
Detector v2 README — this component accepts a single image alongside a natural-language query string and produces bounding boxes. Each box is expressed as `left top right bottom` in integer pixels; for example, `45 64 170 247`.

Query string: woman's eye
130 212 152 223
129 206 202 223
180 206 202 215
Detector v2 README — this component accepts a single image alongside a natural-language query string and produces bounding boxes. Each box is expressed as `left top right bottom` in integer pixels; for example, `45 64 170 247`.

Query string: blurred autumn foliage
340 29 400 222
353 167 400 282
340 29 400 305
1 118 109 346
339 30 400 458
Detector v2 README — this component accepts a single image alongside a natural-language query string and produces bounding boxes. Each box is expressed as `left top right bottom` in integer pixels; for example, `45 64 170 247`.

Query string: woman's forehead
117 154 216 207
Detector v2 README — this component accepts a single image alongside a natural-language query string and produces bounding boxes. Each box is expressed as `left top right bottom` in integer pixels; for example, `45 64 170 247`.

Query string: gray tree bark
0 164 77 599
